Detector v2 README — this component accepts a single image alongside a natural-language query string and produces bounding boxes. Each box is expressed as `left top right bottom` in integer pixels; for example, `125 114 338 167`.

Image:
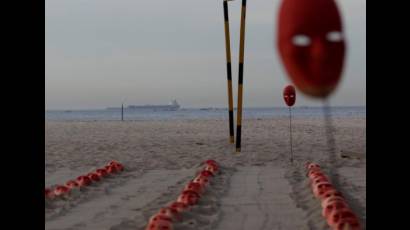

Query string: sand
45 117 366 230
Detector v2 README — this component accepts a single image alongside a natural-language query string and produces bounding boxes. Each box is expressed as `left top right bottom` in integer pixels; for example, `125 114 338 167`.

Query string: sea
45 106 366 121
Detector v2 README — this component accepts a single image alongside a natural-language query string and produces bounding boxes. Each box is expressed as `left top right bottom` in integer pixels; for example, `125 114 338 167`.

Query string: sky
45 0 366 110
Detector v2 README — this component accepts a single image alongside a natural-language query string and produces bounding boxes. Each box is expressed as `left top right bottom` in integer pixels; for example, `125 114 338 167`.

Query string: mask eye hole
292 34 311 47
327 31 343 42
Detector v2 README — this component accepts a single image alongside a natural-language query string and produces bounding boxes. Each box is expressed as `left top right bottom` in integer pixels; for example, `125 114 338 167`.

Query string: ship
107 100 180 111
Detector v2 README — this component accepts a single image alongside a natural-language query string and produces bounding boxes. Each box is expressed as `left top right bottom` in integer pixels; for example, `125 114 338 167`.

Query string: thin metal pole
323 100 340 186
121 103 124 121
223 0 235 144
323 100 336 161
289 107 293 163
236 0 247 152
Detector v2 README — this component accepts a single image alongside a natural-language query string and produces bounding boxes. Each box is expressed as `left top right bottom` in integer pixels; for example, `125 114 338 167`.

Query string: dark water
45 106 366 121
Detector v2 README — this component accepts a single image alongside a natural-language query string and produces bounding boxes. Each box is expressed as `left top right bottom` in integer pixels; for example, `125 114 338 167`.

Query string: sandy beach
45 117 366 230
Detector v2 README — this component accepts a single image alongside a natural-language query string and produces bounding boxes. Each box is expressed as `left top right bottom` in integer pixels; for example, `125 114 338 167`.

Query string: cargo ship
107 100 180 111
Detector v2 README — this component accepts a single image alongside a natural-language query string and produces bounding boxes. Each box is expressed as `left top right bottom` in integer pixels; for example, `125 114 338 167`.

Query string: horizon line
45 105 366 112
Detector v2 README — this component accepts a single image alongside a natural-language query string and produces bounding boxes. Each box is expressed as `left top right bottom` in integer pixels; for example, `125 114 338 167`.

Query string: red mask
283 85 296 106
277 0 345 98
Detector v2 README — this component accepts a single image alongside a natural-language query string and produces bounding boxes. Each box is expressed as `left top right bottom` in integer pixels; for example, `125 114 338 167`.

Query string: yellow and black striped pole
223 0 235 144
236 0 247 152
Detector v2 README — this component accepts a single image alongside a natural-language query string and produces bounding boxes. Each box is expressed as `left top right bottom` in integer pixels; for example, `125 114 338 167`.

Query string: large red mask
283 85 296 106
277 0 346 98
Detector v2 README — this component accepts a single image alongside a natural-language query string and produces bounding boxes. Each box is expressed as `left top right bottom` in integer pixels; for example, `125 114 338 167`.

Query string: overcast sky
45 0 366 110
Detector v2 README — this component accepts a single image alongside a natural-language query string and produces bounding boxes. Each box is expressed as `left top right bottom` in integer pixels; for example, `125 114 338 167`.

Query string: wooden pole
223 0 235 144
236 0 247 152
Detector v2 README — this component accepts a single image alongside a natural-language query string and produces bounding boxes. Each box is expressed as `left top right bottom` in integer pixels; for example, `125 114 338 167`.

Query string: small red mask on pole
277 0 346 98
283 85 296 107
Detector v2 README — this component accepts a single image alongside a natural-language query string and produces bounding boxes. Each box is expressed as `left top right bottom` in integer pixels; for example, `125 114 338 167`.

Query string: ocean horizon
45 106 366 121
